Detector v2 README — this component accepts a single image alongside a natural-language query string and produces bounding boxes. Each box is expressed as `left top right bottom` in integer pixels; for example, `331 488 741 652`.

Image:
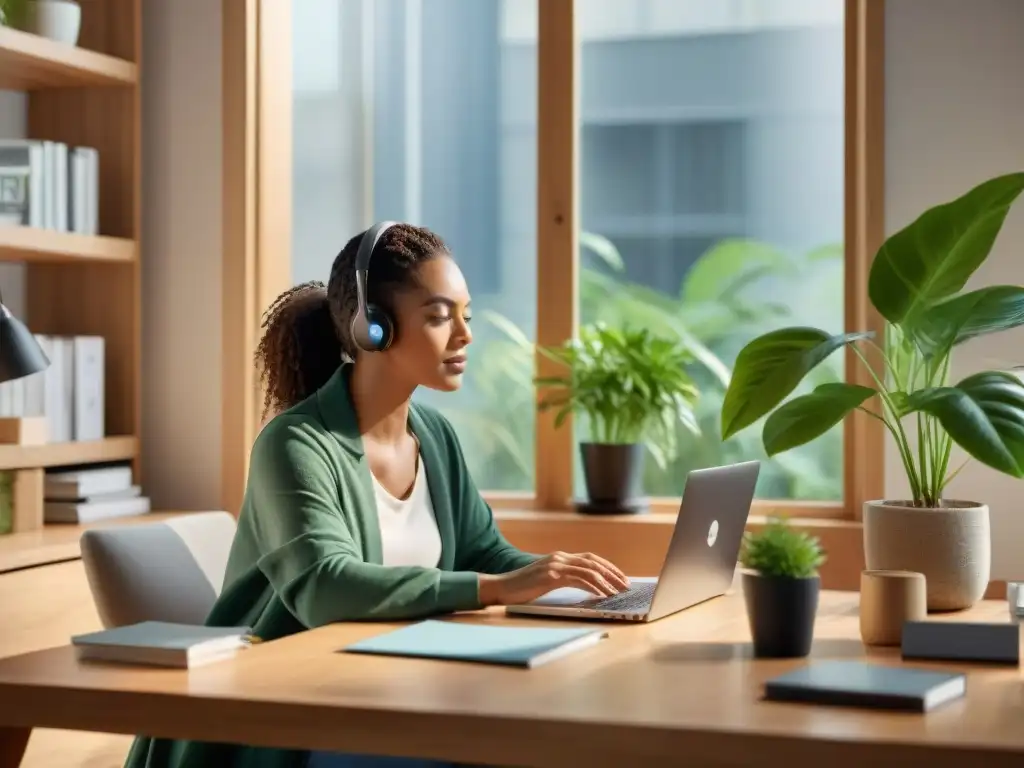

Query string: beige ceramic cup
859 570 927 646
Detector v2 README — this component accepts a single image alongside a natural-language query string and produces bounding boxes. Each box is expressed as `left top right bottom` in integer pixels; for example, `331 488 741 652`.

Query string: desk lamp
0 288 49 383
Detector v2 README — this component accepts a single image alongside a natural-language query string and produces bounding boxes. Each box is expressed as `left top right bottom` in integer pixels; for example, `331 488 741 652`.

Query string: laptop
505 461 760 623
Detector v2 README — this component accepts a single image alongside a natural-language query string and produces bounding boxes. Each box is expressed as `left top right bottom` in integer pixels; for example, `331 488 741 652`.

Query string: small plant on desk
740 517 826 659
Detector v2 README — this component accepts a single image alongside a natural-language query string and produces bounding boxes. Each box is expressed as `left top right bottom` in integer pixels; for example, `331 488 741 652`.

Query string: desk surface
0 591 1020 767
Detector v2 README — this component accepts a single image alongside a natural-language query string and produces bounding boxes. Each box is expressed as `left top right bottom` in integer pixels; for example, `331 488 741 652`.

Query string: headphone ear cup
352 305 394 352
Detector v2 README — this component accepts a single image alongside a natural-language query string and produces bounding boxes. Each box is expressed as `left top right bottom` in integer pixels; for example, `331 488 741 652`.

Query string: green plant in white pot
720 172 1024 611
536 322 700 513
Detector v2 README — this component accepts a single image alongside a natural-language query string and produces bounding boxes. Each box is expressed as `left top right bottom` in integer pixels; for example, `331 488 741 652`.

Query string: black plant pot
741 571 820 658
576 442 648 514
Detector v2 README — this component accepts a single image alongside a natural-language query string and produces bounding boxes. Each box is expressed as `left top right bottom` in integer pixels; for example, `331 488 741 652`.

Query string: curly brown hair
255 223 449 419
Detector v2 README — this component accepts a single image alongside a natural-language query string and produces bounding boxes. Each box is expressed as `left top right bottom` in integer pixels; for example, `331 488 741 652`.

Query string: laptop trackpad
526 576 658 606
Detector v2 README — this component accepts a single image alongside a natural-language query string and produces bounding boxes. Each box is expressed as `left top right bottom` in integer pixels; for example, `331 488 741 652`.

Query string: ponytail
255 282 342 420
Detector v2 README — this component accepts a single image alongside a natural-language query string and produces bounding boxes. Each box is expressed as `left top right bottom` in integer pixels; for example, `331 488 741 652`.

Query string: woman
124 223 629 768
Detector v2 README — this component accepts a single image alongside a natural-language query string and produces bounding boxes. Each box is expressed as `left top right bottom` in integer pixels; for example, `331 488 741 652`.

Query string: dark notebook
764 661 965 712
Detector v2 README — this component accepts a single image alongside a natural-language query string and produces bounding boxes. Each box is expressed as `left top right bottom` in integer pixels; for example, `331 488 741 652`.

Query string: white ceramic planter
22 0 81 46
863 500 990 611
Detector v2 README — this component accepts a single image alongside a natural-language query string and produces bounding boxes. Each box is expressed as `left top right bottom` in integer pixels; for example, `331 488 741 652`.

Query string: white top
372 455 442 569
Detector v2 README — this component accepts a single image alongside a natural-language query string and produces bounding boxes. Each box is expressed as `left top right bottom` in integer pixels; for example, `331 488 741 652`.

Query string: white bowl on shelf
22 0 82 47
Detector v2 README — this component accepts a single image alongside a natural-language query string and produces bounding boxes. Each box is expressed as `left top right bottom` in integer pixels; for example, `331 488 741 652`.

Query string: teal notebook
343 620 607 668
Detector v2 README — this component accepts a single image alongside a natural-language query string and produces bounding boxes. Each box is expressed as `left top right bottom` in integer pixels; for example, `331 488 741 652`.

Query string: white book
54 142 68 232
82 147 99 235
44 494 150 524
70 148 88 234
47 485 141 504
59 337 74 441
72 335 104 440
72 621 254 669
42 141 55 229
45 464 133 499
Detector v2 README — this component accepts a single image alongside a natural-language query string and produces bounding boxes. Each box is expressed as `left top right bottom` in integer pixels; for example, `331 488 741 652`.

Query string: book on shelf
0 140 99 234
0 334 104 443
44 463 150 524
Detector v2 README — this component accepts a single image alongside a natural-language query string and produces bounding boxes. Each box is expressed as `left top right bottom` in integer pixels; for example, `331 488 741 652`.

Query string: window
576 0 846 501
290 0 538 492
230 0 881 519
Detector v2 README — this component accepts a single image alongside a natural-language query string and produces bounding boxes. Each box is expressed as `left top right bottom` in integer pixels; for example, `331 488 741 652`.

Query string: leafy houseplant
536 322 700 513
740 517 826 658
721 172 1024 610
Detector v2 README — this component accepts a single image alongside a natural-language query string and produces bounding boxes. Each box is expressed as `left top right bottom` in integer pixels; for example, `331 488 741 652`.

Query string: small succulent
740 516 825 579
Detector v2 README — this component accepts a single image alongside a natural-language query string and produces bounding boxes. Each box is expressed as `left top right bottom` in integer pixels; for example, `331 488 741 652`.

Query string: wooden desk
0 511 197 767
0 592 1021 767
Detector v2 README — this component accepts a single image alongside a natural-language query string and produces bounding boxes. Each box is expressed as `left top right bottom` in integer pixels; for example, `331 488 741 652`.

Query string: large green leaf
902 371 1024 477
869 173 1024 328
721 327 871 440
913 285 1024 358
762 383 875 456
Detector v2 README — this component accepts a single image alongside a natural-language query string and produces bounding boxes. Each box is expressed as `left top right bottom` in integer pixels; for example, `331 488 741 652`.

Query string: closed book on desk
72 621 254 669
344 620 606 668
764 661 965 712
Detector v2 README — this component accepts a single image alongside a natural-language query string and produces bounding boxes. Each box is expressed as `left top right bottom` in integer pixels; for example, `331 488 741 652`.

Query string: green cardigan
124 367 536 768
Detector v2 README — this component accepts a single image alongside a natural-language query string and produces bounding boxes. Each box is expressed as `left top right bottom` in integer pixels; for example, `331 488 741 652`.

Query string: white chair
80 511 237 628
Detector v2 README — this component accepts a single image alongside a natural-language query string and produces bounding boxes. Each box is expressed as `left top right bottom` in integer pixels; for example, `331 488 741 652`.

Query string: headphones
351 221 398 353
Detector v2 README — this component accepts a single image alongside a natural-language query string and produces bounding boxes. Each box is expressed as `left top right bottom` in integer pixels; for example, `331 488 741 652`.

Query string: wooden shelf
0 227 135 264
0 436 137 471
0 26 136 90
0 511 190 574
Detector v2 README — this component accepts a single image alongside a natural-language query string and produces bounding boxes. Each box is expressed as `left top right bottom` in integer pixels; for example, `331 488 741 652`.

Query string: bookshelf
0 0 141 533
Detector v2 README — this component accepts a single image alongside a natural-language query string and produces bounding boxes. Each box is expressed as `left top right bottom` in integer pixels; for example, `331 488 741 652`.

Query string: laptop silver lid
647 460 760 620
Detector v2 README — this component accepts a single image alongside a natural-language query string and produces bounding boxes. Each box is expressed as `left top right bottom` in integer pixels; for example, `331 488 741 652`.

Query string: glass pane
291 0 537 492
577 0 845 501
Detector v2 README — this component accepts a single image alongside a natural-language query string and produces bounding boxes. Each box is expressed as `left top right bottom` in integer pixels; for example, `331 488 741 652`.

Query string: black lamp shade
0 305 49 384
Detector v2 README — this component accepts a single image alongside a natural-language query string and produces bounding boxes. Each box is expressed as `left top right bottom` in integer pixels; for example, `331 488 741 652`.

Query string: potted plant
536 322 700 513
8 0 80 45
721 172 1024 611
740 517 825 658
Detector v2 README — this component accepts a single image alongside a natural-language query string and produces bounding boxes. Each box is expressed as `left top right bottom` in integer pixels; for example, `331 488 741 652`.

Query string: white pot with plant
536 322 700 514
7 0 80 45
720 172 1024 611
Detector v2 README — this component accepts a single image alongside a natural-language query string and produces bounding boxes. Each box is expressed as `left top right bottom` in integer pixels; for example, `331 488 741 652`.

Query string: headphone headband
354 220 398 273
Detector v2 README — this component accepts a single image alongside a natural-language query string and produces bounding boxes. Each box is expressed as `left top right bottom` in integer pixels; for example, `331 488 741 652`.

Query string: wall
884 0 1024 580
141 0 223 509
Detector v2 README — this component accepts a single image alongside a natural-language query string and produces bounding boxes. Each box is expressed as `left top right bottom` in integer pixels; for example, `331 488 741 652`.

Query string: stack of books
44 463 150 524
0 139 99 233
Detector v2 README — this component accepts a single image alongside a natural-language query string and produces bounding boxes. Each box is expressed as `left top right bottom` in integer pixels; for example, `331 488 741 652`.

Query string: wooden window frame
221 0 885 525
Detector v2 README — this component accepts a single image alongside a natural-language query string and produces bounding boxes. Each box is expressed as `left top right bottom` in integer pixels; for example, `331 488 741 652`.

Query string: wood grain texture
0 560 133 767
0 593 1018 767
0 26 136 89
25 0 141 475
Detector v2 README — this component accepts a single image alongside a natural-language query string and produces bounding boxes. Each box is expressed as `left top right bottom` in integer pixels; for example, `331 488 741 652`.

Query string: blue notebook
343 620 607 668
764 661 966 712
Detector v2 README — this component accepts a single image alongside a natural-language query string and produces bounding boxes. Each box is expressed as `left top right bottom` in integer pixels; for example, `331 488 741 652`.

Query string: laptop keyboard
578 581 656 612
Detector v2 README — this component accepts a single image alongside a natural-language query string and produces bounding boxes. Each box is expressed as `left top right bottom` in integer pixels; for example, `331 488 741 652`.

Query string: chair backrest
80 511 237 628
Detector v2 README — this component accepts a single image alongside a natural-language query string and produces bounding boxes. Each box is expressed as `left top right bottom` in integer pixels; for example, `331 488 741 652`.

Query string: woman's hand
478 551 631 606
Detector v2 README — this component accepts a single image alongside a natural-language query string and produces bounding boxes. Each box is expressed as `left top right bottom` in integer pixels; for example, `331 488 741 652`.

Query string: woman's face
385 254 473 392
